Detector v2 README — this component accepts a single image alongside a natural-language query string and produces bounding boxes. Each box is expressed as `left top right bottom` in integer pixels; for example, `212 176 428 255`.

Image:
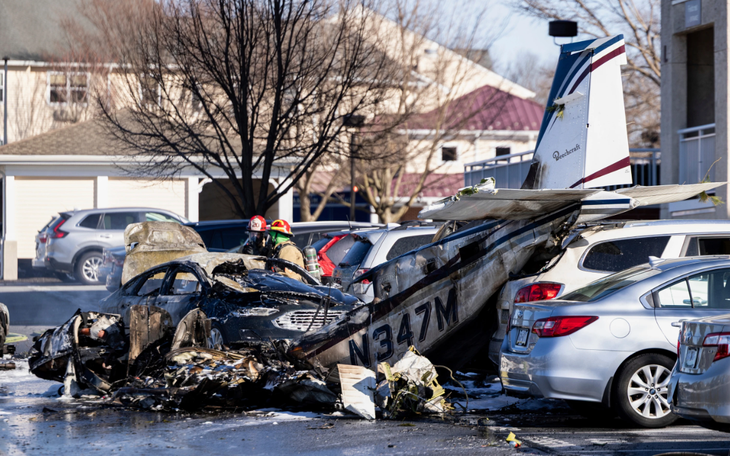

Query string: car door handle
99 234 112 239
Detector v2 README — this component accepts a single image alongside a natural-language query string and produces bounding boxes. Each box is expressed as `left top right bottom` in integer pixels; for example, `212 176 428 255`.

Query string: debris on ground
506 432 522 448
28 311 458 418
374 346 452 419
338 364 376 420
29 309 337 412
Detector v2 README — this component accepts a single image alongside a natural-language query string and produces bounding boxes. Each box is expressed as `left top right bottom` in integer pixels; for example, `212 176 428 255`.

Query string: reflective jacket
272 240 305 282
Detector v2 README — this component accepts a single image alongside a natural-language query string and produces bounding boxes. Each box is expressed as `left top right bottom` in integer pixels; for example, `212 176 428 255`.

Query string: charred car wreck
29 223 363 410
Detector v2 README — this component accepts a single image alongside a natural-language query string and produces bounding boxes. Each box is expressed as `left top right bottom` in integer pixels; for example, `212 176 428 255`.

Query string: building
661 0 727 218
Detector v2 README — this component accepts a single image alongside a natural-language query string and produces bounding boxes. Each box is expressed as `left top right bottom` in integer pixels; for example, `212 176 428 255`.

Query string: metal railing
678 123 716 184
464 148 661 190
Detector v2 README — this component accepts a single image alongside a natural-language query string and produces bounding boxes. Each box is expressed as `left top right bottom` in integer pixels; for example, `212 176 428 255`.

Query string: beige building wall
403 133 538 175
15 177 95 258
107 178 187 218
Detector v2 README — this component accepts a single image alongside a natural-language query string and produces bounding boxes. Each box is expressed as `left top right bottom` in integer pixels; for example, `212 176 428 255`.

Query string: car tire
613 353 678 428
75 252 103 285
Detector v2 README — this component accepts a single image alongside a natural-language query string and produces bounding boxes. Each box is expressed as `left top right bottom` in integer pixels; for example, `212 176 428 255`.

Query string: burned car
29 251 362 405
99 252 360 347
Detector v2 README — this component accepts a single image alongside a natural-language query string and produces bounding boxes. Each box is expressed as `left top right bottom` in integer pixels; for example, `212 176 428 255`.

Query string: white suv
332 223 440 302
488 219 730 365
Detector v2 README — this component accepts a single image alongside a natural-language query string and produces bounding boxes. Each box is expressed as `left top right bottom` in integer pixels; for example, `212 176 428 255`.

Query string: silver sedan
669 314 730 432
500 256 730 428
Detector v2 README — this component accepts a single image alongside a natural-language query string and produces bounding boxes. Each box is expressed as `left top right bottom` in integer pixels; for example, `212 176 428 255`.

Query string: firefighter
269 219 305 282
240 215 270 256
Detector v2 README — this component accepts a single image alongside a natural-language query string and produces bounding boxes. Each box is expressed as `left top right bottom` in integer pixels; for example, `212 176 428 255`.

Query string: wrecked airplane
27 35 725 416
288 35 724 370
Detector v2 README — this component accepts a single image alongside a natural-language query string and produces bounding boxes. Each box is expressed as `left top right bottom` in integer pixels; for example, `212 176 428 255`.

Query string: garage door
107 178 187 219
16 177 95 259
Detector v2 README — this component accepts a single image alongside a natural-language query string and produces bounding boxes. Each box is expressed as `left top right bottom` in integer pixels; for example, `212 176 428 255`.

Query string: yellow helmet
269 219 293 236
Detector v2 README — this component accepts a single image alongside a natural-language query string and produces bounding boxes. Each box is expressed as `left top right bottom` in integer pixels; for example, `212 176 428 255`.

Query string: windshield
561 266 661 302
338 240 372 267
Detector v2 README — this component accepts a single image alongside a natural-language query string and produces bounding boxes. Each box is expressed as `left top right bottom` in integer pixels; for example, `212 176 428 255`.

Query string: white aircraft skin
290 35 723 370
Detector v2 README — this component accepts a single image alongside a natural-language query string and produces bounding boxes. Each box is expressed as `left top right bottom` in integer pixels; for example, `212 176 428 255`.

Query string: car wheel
613 353 677 428
75 252 103 285
207 326 226 350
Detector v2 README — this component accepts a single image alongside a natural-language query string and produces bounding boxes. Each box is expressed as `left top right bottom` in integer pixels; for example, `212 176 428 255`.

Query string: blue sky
489 2 556 70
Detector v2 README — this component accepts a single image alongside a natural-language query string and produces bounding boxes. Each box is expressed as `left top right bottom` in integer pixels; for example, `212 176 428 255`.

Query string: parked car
500 256 730 428
32 216 57 270
332 223 440 302
310 229 379 284
669 314 730 432
41 208 189 285
490 219 730 364
98 253 361 348
191 220 383 252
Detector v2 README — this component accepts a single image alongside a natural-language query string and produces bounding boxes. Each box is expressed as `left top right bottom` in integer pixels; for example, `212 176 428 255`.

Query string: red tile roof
402 84 544 132
392 173 464 198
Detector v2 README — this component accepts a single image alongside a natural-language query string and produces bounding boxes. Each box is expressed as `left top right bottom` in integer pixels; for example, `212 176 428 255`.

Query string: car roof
643 255 730 273
577 219 730 241
62 207 181 216
355 225 438 245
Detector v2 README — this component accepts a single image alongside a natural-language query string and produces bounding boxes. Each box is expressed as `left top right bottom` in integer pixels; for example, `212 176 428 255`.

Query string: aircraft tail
522 35 631 190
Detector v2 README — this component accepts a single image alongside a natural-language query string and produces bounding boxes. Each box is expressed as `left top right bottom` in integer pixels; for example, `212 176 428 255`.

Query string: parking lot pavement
0 281 109 354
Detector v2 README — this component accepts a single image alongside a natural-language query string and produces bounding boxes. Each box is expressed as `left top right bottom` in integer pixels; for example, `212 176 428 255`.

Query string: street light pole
342 114 365 221
350 133 356 221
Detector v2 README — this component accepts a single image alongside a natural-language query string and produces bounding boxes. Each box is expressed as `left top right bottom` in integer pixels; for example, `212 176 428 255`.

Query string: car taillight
354 268 370 285
703 332 730 362
514 283 562 303
531 316 598 337
49 219 68 239
38 233 47 243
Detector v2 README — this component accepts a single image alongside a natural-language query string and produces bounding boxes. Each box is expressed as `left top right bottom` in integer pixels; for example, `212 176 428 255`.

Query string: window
496 147 511 157
102 212 138 230
562 266 661 302
144 212 179 223
656 268 730 309
78 214 101 229
135 271 167 297
48 72 88 105
167 270 200 295
685 237 730 256
386 235 434 261
339 240 372 267
582 236 671 272
441 146 457 161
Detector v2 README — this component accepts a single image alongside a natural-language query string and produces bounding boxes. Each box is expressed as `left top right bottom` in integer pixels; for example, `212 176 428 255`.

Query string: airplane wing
419 182 727 222
615 183 724 206
418 188 602 221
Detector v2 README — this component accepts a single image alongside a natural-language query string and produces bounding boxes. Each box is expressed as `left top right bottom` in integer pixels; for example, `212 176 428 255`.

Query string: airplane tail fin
522 35 631 190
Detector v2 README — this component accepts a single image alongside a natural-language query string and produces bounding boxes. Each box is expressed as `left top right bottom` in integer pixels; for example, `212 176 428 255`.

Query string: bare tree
67 0 398 219
497 51 554 106
341 0 511 223
513 0 661 147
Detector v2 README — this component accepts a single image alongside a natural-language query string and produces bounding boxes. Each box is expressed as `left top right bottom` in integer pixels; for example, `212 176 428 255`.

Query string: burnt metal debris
29 222 459 416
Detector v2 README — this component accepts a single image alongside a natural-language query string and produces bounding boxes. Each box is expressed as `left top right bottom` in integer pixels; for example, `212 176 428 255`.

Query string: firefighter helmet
248 215 267 232
269 219 293 236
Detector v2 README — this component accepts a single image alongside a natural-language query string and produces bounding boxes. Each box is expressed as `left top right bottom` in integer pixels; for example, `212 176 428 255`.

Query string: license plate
684 347 698 368
516 329 529 346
